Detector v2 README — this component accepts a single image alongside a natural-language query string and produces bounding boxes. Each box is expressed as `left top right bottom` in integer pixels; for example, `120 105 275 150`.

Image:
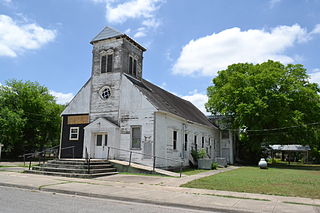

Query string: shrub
211 162 218 170
198 149 207 159
191 149 199 161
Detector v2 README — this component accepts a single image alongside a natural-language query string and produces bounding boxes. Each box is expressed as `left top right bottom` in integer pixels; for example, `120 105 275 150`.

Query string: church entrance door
94 133 108 158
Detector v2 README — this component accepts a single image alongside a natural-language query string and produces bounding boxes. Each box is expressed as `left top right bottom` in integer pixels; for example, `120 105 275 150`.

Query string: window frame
202 136 205 148
100 50 113 74
131 125 142 150
173 130 177 150
184 133 188 151
69 127 79 141
101 55 106 73
129 55 138 77
107 54 113 72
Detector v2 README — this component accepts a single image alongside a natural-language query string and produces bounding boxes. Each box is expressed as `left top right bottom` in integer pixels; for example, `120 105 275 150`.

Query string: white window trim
69 127 79 141
130 125 142 150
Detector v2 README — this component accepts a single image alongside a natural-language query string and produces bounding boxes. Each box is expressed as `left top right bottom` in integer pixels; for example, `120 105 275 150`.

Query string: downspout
182 123 186 159
153 112 156 164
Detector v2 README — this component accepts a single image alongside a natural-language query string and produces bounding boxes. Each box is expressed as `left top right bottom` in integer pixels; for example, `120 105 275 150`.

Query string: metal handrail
106 146 184 177
22 145 75 170
60 146 76 159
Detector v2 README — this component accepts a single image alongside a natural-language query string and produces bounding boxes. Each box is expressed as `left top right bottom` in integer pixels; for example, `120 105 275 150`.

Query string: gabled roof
91 26 123 43
125 74 215 128
90 26 146 51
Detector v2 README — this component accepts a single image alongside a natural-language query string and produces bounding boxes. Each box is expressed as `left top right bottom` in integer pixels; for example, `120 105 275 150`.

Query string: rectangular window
184 134 188 151
101 55 106 73
107 54 113 72
96 135 102 146
104 134 108 146
173 130 177 150
222 130 229 139
209 138 211 146
69 127 79 140
194 135 197 151
129 56 133 75
131 126 141 149
202 137 205 148
133 59 137 76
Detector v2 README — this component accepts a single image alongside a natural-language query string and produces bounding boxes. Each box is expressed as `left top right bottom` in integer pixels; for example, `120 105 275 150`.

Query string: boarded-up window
67 115 89 125
131 126 141 149
173 131 177 150
184 134 188 151
101 55 106 73
107 54 113 72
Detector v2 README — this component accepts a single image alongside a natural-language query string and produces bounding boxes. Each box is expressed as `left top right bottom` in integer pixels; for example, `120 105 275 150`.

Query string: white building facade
59 27 234 168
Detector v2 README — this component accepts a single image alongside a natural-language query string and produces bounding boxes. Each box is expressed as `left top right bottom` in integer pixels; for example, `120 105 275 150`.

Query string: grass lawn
181 165 320 199
181 168 209 176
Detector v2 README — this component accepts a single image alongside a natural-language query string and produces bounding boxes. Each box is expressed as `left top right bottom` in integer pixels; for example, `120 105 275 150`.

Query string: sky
1 0 320 114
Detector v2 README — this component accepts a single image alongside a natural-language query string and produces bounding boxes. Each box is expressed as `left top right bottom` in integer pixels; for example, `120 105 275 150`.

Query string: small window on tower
133 59 137 76
129 56 133 75
129 55 138 77
101 55 106 73
107 54 113 72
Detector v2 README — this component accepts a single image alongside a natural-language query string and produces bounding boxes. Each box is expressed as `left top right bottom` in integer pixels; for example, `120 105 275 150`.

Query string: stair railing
106 146 184 177
85 147 90 174
60 146 76 159
22 145 75 170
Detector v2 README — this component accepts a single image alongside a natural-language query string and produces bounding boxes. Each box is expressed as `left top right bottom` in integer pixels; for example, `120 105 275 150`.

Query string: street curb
0 182 250 213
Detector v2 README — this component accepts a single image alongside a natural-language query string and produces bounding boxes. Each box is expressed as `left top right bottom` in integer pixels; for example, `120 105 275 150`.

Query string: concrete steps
25 159 118 178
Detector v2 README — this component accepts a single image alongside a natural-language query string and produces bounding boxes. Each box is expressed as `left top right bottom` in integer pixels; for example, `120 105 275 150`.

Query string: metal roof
270 145 311 151
91 26 123 43
125 74 215 128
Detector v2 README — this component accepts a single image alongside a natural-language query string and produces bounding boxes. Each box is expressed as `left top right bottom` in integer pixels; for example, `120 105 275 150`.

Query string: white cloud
173 24 320 77
311 24 320 35
92 0 163 38
49 90 74 105
1 0 12 5
134 27 147 38
269 0 281 8
0 15 56 57
309 68 320 85
180 90 209 115
105 0 161 24
142 18 160 29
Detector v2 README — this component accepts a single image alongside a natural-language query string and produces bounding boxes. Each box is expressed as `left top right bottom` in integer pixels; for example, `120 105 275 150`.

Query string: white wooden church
59 27 234 168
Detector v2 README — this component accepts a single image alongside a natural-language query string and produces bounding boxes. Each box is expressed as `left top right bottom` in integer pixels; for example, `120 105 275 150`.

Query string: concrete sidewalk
0 169 319 213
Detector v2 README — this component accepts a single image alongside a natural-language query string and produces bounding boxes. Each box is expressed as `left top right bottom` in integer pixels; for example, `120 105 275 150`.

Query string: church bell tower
89 27 146 124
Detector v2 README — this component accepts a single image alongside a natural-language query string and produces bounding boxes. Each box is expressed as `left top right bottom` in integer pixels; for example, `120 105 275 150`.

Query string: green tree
0 80 64 158
206 60 320 162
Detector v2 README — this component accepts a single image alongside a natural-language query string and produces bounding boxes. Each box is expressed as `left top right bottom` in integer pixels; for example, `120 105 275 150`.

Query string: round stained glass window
99 86 111 100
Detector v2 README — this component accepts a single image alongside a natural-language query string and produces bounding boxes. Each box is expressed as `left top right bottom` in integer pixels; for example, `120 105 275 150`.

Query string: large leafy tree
206 60 320 161
0 80 65 157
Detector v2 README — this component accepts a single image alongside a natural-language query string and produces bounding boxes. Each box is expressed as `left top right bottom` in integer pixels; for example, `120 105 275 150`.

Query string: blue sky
1 0 320 114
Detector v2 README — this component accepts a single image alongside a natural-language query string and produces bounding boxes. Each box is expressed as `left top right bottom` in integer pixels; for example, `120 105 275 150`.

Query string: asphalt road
0 186 223 213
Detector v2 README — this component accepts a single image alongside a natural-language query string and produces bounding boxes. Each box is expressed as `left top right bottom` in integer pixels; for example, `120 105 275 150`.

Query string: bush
211 162 218 170
191 149 199 161
198 149 207 159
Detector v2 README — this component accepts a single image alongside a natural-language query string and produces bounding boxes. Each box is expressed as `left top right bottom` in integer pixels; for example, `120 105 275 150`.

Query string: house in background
59 27 234 168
